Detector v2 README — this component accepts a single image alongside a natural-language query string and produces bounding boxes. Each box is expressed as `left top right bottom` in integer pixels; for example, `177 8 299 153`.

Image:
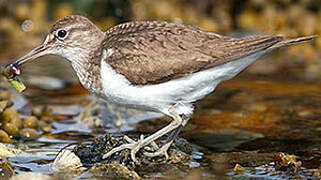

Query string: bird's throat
71 57 103 95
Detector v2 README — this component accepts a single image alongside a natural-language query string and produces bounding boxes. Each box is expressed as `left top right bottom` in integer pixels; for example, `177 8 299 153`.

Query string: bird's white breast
100 49 267 116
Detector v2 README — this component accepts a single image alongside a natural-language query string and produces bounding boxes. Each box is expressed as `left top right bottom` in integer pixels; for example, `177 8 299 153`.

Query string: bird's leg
144 114 190 159
102 106 183 163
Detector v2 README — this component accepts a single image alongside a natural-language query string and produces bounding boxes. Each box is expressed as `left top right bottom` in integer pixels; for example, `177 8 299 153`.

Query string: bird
6 15 316 163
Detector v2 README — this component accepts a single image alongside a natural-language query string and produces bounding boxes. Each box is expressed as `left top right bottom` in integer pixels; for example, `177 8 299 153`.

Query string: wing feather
101 21 283 85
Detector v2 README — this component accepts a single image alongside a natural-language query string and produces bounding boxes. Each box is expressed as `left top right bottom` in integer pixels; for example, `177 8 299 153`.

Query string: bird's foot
125 135 159 152
143 142 171 160
102 135 159 163
103 106 184 164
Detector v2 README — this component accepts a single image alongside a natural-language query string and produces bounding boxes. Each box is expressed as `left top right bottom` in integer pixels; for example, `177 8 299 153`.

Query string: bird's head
10 15 104 67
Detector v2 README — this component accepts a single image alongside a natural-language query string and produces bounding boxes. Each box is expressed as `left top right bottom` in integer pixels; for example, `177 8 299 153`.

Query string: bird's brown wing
101 21 283 85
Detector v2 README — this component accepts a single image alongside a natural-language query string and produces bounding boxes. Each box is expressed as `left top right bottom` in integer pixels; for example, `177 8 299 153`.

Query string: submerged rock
89 162 140 180
19 128 40 140
0 162 15 179
0 143 26 157
10 173 54 180
0 130 14 143
53 133 202 178
23 116 38 129
273 152 302 173
233 163 245 172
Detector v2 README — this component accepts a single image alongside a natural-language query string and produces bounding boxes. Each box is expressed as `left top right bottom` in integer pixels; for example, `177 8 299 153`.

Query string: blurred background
0 0 320 85
0 1 320 179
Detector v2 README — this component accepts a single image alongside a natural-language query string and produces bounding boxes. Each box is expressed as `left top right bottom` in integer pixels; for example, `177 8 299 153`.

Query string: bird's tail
271 35 317 49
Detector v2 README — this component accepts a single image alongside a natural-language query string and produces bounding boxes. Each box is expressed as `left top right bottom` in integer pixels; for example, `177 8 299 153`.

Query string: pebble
19 128 40 140
38 121 52 133
3 123 19 136
89 162 140 180
0 143 26 157
233 163 245 172
2 108 22 128
23 116 38 129
2 108 19 122
0 130 13 143
0 162 15 179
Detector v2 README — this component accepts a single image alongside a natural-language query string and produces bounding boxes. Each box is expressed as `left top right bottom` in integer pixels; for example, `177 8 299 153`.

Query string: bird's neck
66 30 105 95
70 47 104 95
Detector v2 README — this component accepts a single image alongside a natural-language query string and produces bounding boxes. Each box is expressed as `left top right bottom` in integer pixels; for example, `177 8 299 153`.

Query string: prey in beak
2 35 52 92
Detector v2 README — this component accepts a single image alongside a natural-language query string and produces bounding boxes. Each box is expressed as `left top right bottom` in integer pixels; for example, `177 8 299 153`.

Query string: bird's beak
11 35 52 67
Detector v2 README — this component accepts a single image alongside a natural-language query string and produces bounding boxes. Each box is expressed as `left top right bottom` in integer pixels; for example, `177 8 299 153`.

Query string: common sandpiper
4 15 316 163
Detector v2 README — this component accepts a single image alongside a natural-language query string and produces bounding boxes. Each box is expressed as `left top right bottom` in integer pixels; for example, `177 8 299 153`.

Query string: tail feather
271 35 317 49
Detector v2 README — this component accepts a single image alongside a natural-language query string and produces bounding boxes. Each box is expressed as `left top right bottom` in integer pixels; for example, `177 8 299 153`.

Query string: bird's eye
56 29 67 39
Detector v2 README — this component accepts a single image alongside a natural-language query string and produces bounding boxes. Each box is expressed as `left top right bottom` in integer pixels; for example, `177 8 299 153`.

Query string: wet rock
19 128 40 140
0 102 51 141
10 173 54 180
70 133 202 178
273 152 302 173
312 167 321 178
40 107 55 123
74 134 200 165
1 107 24 140
0 130 13 143
32 106 55 123
233 163 245 172
0 162 15 179
38 121 52 133
0 76 54 142
23 116 38 129
2 108 22 128
3 123 19 136
89 162 140 180
0 143 25 157
9 117 23 130
169 148 190 164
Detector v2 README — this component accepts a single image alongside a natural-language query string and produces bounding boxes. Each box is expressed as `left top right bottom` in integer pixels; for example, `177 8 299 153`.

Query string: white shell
51 149 85 172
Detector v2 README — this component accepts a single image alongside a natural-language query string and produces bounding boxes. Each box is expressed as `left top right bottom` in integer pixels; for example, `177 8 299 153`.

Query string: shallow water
1 70 320 179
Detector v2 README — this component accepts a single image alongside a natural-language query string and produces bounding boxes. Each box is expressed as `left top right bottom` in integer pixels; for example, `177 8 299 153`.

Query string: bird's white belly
100 51 266 116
